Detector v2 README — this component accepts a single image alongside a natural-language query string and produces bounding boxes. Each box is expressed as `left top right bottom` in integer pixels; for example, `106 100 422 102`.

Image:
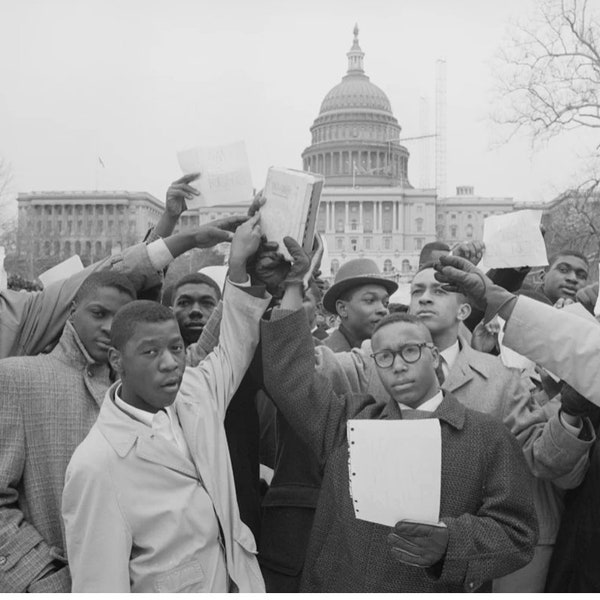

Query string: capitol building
303 26 513 281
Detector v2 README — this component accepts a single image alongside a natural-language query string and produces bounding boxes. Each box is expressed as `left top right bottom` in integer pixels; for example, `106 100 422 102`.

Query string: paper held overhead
177 141 254 208
347 419 441 527
260 167 324 261
38 255 85 288
480 210 548 270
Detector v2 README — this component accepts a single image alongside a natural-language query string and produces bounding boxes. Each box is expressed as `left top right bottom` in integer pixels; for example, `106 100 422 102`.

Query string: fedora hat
323 258 398 314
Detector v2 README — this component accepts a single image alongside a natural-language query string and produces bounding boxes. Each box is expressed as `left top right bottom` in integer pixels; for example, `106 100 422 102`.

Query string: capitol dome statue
302 25 411 188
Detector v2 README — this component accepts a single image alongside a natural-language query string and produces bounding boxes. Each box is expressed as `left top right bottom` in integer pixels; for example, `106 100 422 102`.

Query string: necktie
435 358 446 385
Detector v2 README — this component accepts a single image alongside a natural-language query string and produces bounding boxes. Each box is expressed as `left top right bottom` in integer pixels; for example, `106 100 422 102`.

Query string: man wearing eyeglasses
260 240 537 593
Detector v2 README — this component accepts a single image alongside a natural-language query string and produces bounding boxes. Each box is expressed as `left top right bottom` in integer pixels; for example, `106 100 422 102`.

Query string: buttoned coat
314 334 592 545
62 283 270 593
261 308 537 593
0 321 111 592
0 241 160 359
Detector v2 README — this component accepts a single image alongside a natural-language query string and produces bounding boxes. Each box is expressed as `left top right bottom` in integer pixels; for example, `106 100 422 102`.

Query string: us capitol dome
302 24 411 188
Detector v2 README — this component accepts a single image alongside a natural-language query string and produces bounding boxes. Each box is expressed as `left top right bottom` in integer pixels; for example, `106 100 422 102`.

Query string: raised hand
434 255 493 311
451 240 484 265
192 215 249 248
166 173 201 217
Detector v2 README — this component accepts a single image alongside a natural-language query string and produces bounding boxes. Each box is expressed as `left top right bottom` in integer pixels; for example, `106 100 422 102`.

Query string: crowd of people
1 173 599 593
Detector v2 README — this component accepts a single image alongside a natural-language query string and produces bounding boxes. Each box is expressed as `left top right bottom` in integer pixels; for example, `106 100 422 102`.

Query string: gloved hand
387 521 449 568
560 382 597 419
247 238 290 296
434 255 516 320
575 282 598 315
282 237 311 286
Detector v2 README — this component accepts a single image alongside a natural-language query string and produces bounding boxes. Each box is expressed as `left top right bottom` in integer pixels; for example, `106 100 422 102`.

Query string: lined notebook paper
347 419 441 527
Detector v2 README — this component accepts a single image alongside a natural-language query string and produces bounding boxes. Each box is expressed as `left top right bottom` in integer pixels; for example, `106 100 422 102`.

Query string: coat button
0 556 7 566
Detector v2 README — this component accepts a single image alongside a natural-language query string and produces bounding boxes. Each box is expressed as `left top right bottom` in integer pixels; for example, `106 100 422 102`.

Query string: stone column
344 201 349 230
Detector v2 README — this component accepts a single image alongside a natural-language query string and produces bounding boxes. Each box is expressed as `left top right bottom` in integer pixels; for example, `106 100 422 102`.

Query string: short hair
74 271 136 305
548 249 589 269
419 242 450 267
110 300 178 350
172 273 222 302
372 312 433 342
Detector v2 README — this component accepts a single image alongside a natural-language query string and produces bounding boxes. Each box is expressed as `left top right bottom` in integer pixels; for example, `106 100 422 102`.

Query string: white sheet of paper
177 141 253 208
482 210 548 269
38 255 84 287
347 419 441 527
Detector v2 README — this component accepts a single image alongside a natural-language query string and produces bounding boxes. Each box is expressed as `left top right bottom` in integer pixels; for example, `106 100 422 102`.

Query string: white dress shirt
398 390 444 413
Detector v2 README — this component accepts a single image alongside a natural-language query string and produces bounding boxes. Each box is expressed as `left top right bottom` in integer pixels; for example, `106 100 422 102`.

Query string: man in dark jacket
260 241 537 593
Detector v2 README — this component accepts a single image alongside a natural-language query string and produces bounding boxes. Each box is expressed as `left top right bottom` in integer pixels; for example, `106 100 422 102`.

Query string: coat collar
51 320 101 370
442 335 494 393
379 390 466 430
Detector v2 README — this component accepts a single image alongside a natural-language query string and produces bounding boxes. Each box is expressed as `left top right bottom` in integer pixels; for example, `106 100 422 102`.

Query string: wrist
228 260 248 284
560 408 584 425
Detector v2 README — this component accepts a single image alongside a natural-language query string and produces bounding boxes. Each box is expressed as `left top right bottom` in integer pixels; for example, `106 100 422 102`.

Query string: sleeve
261 307 374 465
436 420 538 591
186 301 223 366
0 370 58 592
62 445 132 592
0 242 163 358
501 371 594 482
178 282 271 419
503 296 600 407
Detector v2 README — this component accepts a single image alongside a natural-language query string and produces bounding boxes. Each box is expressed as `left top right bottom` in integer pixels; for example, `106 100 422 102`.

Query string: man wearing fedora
323 258 398 352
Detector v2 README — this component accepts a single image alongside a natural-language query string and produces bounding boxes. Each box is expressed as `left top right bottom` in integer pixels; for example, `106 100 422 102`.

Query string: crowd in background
1 174 599 593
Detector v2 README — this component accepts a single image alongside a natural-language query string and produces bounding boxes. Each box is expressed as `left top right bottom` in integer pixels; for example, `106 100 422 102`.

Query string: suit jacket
0 321 111 592
62 283 270 592
313 335 592 544
322 327 354 352
0 241 160 359
261 308 538 593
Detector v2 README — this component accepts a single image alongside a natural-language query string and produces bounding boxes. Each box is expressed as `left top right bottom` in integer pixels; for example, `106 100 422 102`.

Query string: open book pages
260 167 324 260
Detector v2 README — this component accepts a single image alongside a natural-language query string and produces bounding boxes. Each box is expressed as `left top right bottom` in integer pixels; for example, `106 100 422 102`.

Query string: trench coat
62 282 270 592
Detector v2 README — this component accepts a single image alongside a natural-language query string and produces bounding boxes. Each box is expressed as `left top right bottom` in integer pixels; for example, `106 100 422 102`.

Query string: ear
335 299 347 319
108 347 123 377
68 300 77 318
456 301 472 322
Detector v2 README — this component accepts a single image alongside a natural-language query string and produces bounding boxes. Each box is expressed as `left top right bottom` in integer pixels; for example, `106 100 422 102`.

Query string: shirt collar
114 385 174 428
439 340 460 370
397 389 443 412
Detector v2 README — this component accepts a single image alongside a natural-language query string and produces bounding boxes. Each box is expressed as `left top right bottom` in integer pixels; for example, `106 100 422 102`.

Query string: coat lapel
134 435 198 480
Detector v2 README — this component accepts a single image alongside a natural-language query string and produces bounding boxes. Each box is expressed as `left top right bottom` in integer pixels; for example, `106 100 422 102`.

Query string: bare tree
494 0 600 144
0 157 16 252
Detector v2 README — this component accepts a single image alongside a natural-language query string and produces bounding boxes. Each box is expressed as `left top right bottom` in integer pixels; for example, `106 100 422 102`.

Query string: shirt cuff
559 411 583 437
146 238 174 271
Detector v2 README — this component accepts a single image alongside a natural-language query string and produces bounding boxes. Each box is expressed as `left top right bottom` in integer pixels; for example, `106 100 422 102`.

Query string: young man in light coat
62 214 271 593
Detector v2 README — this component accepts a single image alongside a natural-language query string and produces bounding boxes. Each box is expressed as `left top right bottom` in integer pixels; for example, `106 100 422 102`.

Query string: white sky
1 0 599 209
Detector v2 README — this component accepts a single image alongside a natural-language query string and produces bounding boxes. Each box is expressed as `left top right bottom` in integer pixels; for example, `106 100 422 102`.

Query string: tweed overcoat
322 327 353 352
0 241 160 359
0 321 111 592
261 308 538 593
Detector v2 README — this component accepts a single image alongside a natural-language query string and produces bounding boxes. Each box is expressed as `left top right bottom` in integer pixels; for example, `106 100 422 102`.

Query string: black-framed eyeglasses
371 343 435 368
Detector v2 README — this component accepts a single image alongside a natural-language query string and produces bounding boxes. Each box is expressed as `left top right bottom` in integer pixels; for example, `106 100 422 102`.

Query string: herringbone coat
261 308 538 593
0 321 111 592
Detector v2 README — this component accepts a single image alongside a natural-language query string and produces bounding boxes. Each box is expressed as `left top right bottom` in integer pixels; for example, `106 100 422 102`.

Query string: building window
336 237 344 250
450 225 458 238
467 213 472 219
365 237 371 250
336 219 344 233
466 224 473 238
415 238 423 250
416 218 423 233
75 240 81 255
417 204 423 213
383 259 393 272
331 259 340 276
451 214 456 220
351 239 358 252
351 219 357 231
402 259 411 274
383 237 391 250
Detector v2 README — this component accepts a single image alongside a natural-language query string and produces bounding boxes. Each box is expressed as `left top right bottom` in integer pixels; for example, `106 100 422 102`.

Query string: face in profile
336 284 389 342
172 283 220 346
371 321 440 408
542 254 589 304
110 319 186 413
409 268 471 336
